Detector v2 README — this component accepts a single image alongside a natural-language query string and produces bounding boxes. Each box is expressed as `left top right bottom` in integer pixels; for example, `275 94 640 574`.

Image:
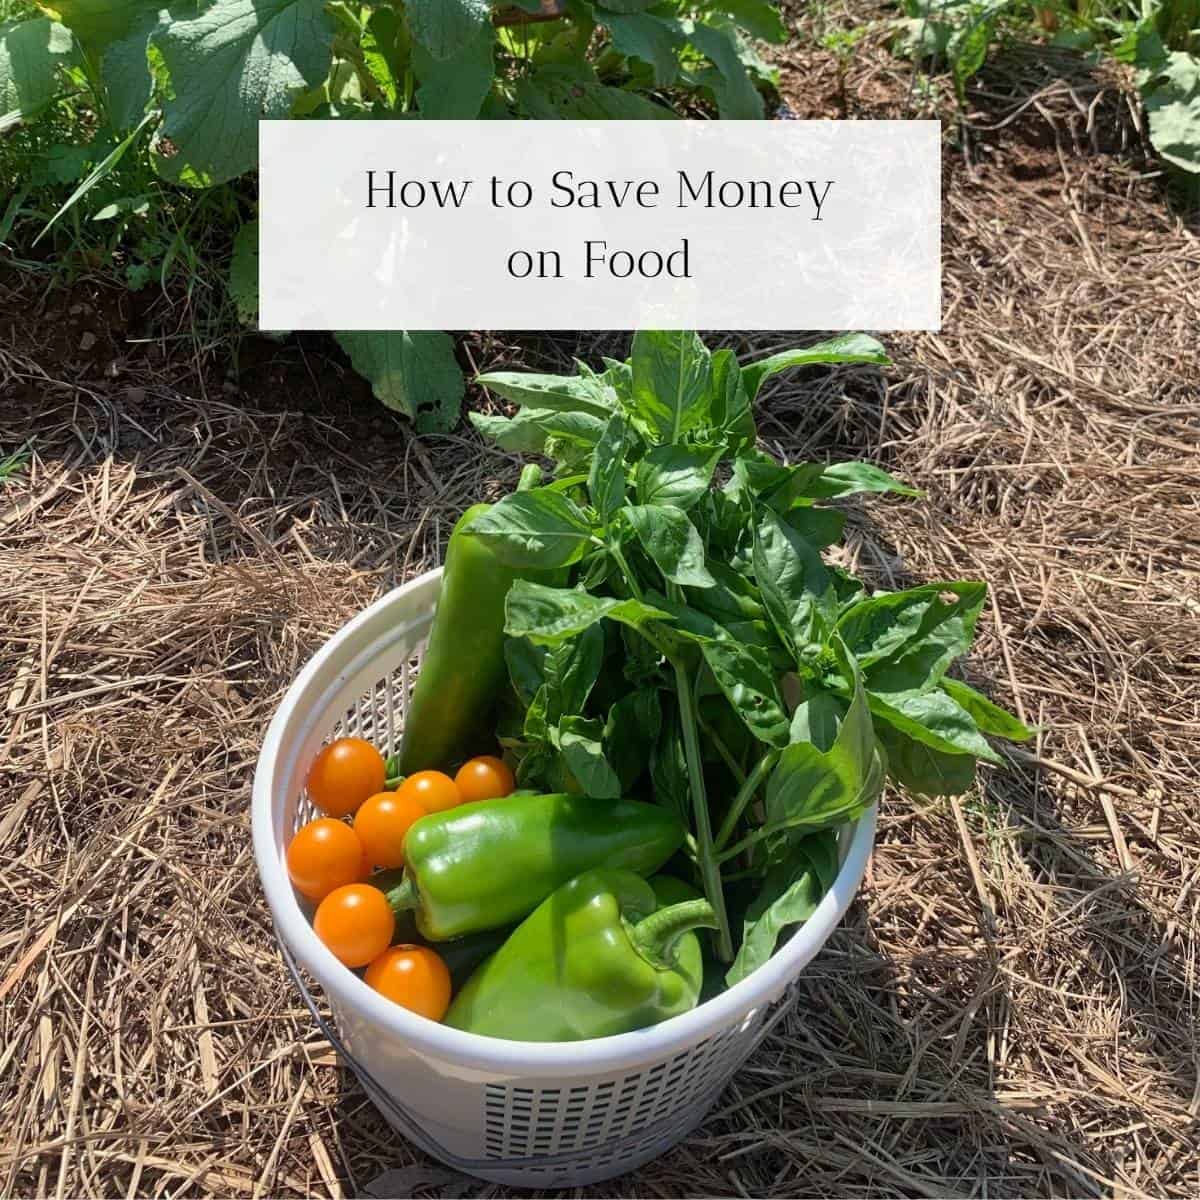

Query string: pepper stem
376 869 419 914
630 899 718 969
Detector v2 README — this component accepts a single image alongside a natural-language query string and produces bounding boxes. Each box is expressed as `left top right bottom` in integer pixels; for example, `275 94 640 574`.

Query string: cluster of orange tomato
285 736 515 1020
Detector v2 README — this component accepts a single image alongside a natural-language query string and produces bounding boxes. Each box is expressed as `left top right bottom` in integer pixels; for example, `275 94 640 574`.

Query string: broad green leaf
101 7 165 130
630 330 712 444
710 347 755 452
782 504 846 549
543 625 606 719
361 5 405 107
334 331 464 432
634 444 719 510
469 408 606 455
35 0 156 48
687 22 763 120
589 414 629 522
808 460 919 499
476 369 614 417
766 650 878 831
837 581 985 674
558 715 622 799
685 561 765 624
653 596 791 747
515 67 677 118
505 637 546 706
505 580 670 642
726 841 827 987
149 0 334 186
788 690 845 750
874 720 976 796
857 582 987 695
600 11 684 86
0 18 78 131
228 220 258 325
467 491 594 570
869 689 1003 764
941 678 1033 741
1142 52 1200 174
604 688 661 791
407 0 489 59
414 20 493 118
752 508 835 656
721 0 788 42
741 334 889 400
624 505 716 589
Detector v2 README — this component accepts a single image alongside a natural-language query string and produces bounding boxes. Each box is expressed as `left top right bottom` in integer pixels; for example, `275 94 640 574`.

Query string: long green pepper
379 792 684 941
398 501 554 775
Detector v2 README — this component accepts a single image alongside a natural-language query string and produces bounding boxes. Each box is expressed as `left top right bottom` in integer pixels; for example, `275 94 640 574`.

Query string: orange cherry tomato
286 817 367 901
354 790 427 869
454 755 516 804
313 883 395 968
306 737 386 817
397 770 461 814
364 945 452 1021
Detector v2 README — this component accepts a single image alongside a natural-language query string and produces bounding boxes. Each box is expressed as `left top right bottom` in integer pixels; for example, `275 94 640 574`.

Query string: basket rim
252 568 877 1075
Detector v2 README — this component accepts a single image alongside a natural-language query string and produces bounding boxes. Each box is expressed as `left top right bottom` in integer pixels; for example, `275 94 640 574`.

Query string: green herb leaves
467 490 593 569
473 330 1028 985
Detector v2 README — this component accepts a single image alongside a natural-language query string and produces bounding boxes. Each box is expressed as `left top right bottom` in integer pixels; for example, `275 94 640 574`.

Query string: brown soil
2 8 1199 1197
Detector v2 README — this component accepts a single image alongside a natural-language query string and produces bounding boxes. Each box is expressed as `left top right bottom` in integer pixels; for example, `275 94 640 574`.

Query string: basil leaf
766 650 879 831
809 460 919 499
752 508 835 656
836 582 985 674
861 583 987 695
557 716 622 799
726 844 826 987
874 719 977 797
941 678 1034 741
684 562 764 624
778 505 844 550
629 330 712 443
543 624 606 719
634 443 720 509
624 504 716 588
652 597 790 747
710 347 755 453
604 688 662 791
505 580 670 643
476 369 615 417
869 689 1003 764
466 489 593 568
788 690 846 749
741 334 889 401
589 414 629 522
504 637 546 705
469 408 606 455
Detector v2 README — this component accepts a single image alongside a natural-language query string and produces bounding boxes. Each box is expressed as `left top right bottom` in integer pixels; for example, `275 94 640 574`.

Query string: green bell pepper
398 502 550 776
379 793 684 941
443 870 716 1041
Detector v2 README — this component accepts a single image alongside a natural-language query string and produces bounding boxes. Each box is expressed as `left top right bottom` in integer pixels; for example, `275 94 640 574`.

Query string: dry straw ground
3 20 1200 1200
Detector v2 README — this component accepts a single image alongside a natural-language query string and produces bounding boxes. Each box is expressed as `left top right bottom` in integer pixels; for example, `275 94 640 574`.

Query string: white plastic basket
252 568 876 1187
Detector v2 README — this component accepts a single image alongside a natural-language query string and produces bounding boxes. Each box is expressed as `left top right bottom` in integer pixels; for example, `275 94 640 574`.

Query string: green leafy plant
1 0 789 429
467 330 1031 981
890 0 1200 184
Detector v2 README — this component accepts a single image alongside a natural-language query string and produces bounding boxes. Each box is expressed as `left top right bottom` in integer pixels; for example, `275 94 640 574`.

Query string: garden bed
2 8 1199 1196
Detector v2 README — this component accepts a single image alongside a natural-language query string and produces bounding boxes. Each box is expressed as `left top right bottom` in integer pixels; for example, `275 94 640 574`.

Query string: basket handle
279 932 798 1176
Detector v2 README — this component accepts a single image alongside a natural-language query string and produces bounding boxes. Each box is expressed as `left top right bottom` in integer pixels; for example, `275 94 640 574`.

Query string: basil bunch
469 331 1031 986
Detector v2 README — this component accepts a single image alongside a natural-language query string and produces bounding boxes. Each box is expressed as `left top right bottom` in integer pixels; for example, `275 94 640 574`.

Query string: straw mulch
3 24 1199 1200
